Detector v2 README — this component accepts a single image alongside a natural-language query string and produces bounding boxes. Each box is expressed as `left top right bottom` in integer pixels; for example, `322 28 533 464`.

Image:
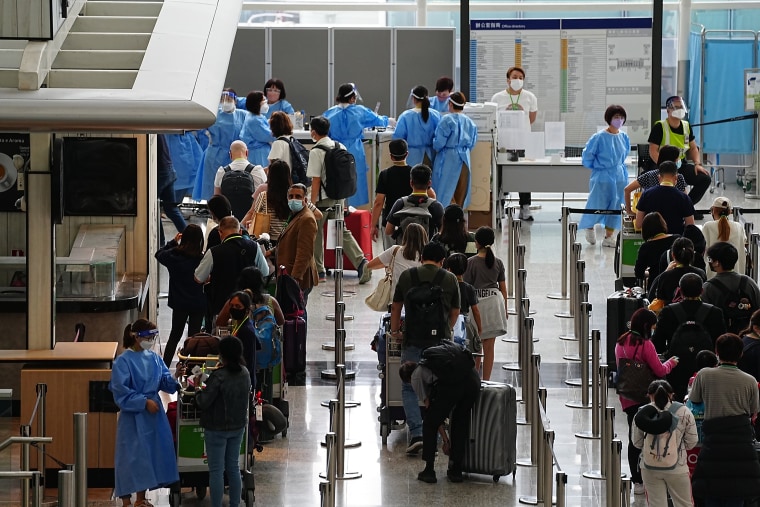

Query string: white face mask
139 339 155 351
221 102 235 113
260 103 269 115
509 79 524 91
671 108 686 120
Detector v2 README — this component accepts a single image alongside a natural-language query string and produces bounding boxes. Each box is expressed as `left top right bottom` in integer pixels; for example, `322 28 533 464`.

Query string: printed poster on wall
0 133 30 212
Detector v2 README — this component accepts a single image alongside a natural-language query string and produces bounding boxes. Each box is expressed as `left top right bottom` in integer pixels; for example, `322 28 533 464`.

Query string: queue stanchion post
518 386 547 504
506 208 518 302
503 268 527 376
556 237 580 321
584 405 615 480
576 330 602 438
563 257 587 361
555 471 567 507
564 282 589 384
548 206 571 301
751 233 759 280
516 324 536 426
509 244 535 317
334 365 360 480
566 302 592 409
621 477 632 507
607 439 623 507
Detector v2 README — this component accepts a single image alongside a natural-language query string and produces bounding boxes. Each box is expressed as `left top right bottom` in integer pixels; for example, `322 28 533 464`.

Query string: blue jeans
401 345 423 440
204 427 245 507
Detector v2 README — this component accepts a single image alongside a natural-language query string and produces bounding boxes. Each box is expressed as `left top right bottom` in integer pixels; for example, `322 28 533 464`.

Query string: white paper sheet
326 220 337 250
544 122 566 150
524 132 545 160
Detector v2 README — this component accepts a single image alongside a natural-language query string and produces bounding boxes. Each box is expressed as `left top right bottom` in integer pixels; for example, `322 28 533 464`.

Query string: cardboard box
468 210 492 230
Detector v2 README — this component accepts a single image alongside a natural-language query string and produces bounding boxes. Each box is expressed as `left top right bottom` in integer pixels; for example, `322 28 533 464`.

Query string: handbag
248 192 271 237
616 341 656 404
365 246 400 312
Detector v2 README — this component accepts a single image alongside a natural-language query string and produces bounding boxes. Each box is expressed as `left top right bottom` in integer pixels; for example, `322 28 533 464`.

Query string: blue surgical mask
676 159 682 169
288 199 304 212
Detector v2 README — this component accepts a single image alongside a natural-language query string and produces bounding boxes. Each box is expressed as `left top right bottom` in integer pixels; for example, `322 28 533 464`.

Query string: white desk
495 155 591 193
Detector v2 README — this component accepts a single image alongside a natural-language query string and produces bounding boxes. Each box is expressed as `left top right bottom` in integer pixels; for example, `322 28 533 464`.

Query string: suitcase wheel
493 475 500 483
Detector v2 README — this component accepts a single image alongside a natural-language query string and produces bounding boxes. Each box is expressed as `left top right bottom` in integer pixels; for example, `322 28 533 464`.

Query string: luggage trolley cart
170 355 255 507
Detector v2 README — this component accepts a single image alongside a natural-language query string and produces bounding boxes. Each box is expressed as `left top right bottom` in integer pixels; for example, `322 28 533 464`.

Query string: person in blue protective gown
429 76 453 114
579 104 631 248
432 91 478 208
393 85 441 167
239 90 274 167
192 89 247 201
323 82 391 207
109 319 182 507
264 78 295 119
164 132 203 202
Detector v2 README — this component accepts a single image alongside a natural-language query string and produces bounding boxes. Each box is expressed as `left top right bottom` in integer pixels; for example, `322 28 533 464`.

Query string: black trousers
422 369 480 469
680 162 711 208
519 192 531 206
163 308 204 367
624 403 644 484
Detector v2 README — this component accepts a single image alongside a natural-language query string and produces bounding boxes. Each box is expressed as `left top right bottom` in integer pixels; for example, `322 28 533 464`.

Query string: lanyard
509 91 522 109
232 316 249 336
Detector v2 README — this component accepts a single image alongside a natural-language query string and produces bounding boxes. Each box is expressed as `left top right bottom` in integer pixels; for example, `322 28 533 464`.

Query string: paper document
544 122 566 150
524 132 545 160
326 220 337 250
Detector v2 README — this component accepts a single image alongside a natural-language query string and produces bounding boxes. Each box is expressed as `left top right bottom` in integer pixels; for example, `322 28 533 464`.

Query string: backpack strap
244 163 255 174
431 267 446 287
670 303 689 324
223 164 232 173
692 304 712 325
410 267 421 287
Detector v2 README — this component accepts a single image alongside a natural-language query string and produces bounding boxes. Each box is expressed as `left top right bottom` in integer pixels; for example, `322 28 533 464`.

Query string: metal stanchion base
547 292 569 300
582 470 605 480
502 362 521 372
502 336 539 343
559 334 576 341
509 308 536 316
321 439 361 448
321 343 356 351
519 495 556 505
564 378 582 387
575 430 600 440
319 471 362 480
516 417 530 426
516 459 536 468
321 369 356 380
320 291 356 298
321 400 360 408
554 311 573 318
326 314 354 321
562 354 593 362
565 400 592 409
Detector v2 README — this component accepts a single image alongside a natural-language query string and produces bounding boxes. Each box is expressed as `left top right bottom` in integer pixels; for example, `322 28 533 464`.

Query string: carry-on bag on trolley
606 288 648 373
460 381 517 482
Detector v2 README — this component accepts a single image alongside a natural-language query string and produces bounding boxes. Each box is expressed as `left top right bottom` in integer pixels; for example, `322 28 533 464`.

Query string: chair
564 146 584 158
637 144 655 174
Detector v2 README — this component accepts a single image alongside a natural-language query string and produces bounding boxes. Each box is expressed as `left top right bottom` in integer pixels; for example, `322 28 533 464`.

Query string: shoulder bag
365 246 400 312
248 191 271 237
616 340 657 404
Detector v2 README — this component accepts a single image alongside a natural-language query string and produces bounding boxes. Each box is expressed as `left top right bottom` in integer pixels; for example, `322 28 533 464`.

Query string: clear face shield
406 88 427 109
220 91 236 113
668 98 688 120
346 83 362 103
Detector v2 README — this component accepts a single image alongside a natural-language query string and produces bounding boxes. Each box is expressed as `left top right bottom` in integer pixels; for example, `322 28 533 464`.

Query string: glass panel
731 8 760 30
692 9 730 30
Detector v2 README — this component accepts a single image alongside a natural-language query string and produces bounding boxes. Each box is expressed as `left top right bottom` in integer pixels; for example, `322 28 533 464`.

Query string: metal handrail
0 436 52 452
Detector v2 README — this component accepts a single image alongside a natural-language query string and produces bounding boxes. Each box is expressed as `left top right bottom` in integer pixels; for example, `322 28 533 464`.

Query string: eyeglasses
265 88 281 94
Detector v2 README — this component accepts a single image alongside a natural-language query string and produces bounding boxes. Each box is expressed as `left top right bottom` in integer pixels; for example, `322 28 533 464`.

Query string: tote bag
365 246 400 312
248 192 271 237
616 341 656 404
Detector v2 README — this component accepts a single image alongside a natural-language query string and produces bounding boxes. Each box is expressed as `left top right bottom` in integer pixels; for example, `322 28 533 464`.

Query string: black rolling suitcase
283 317 307 385
606 288 648 373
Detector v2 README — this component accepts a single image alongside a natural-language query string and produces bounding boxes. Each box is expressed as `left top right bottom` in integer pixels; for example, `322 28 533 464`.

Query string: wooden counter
0 342 117 363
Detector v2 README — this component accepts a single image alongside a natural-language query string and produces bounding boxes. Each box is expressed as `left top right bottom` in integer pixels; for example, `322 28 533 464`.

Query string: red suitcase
324 209 373 270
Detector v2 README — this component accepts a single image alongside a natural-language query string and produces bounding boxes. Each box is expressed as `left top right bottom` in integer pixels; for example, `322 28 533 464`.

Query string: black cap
633 405 674 435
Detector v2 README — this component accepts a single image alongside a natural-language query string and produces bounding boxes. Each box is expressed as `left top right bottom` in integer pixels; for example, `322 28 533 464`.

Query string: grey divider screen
271 28 330 121
225 28 267 97
333 29 393 118
394 28 456 118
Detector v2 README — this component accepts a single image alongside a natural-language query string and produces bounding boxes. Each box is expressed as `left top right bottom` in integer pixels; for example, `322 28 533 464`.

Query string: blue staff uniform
429 96 449 114
393 108 441 166
578 129 630 231
192 108 247 200
265 99 295 119
240 113 274 166
109 349 179 498
164 132 203 201
323 103 389 207
432 112 478 208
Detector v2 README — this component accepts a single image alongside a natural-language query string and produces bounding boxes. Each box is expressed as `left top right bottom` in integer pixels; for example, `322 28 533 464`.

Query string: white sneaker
519 205 534 221
633 483 645 495
602 236 617 248
584 228 596 245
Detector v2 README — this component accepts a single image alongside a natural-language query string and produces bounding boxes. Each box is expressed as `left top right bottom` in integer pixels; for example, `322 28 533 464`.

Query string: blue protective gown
578 129 631 231
164 132 203 200
109 349 179 497
429 96 450 114
265 99 295 119
323 103 389 207
239 113 274 166
432 112 478 208
192 108 247 200
393 107 441 166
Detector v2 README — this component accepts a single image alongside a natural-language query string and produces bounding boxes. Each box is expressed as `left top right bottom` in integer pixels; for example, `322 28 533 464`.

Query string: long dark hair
439 206 469 253
235 267 268 306
176 224 204 258
123 319 156 349
267 160 292 220
739 308 760 337
616 308 657 346
412 85 431 123
400 223 427 262
245 91 265 115
218 336 245 372
647 379 673 410
474 227 496 269
670 237 694 266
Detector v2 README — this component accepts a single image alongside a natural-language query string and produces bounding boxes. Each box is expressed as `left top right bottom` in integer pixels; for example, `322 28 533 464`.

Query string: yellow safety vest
656 119 691 160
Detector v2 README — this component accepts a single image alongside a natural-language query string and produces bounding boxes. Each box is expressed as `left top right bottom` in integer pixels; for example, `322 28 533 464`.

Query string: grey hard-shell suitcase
462 381 517 482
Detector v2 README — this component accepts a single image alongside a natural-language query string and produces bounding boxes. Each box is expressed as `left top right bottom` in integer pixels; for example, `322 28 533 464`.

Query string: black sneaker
417 469 437 483
447 469 464 483
406 436 423 454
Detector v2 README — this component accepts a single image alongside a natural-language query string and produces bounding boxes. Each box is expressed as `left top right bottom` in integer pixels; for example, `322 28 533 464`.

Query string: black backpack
392 195 435 244
419 340 475 385
403 268 447 348
275 267 306 319
277 136 311 187
313 143 357 200
220 164 255 221
706 276 754 334
666 303 714 397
